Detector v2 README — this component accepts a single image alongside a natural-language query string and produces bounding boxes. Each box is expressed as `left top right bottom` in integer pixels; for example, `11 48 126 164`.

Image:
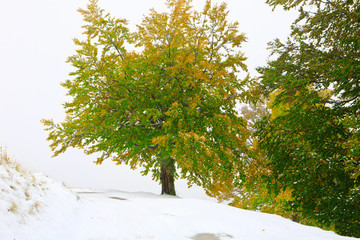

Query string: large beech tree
43 0 249 196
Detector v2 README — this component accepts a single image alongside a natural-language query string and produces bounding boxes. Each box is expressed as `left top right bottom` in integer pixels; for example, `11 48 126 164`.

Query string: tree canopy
256 0 360 236
42 0 250 196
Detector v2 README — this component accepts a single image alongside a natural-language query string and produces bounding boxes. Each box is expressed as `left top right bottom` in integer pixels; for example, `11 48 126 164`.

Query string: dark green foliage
257 0 360 237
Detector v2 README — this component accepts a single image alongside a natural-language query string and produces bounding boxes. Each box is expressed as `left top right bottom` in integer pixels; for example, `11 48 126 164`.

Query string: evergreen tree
42 0 250 196
257 0 360 236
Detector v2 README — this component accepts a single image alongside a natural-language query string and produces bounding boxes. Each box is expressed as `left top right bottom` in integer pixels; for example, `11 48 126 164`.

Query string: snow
1 160 358 240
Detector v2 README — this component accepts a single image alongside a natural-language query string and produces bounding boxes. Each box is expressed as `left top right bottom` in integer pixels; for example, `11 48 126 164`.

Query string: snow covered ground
1 157 358 240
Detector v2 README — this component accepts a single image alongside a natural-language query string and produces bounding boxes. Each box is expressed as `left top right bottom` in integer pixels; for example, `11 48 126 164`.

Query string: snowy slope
0 156 78 239
0 158 358 240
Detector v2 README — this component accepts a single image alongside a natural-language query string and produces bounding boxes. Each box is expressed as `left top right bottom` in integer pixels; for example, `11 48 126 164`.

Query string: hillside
0 153 358 240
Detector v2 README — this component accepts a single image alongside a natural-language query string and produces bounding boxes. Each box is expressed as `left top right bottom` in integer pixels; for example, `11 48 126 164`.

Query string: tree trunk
160 158 176 195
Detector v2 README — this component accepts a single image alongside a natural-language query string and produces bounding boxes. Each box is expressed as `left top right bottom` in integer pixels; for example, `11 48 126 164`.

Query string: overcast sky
0 0 296 198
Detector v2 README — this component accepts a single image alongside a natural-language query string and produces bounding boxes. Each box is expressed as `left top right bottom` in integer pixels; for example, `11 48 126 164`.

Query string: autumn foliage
256 0 360 237
42 0 250 196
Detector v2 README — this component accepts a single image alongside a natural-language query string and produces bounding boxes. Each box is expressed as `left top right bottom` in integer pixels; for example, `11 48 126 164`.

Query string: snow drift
0 154 358 240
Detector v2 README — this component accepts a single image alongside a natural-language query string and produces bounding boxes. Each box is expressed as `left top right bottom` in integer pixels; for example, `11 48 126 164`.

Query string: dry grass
0 146 10 164
29 201 41 216
8 202 18 214
1 146 44 218
0 146 22 171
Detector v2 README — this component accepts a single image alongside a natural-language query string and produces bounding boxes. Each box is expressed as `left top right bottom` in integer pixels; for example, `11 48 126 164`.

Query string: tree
257 0 360 236
42 0 250 196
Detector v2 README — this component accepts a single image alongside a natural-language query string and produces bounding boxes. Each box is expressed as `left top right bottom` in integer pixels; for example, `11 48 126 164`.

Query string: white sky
0 0 296 198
